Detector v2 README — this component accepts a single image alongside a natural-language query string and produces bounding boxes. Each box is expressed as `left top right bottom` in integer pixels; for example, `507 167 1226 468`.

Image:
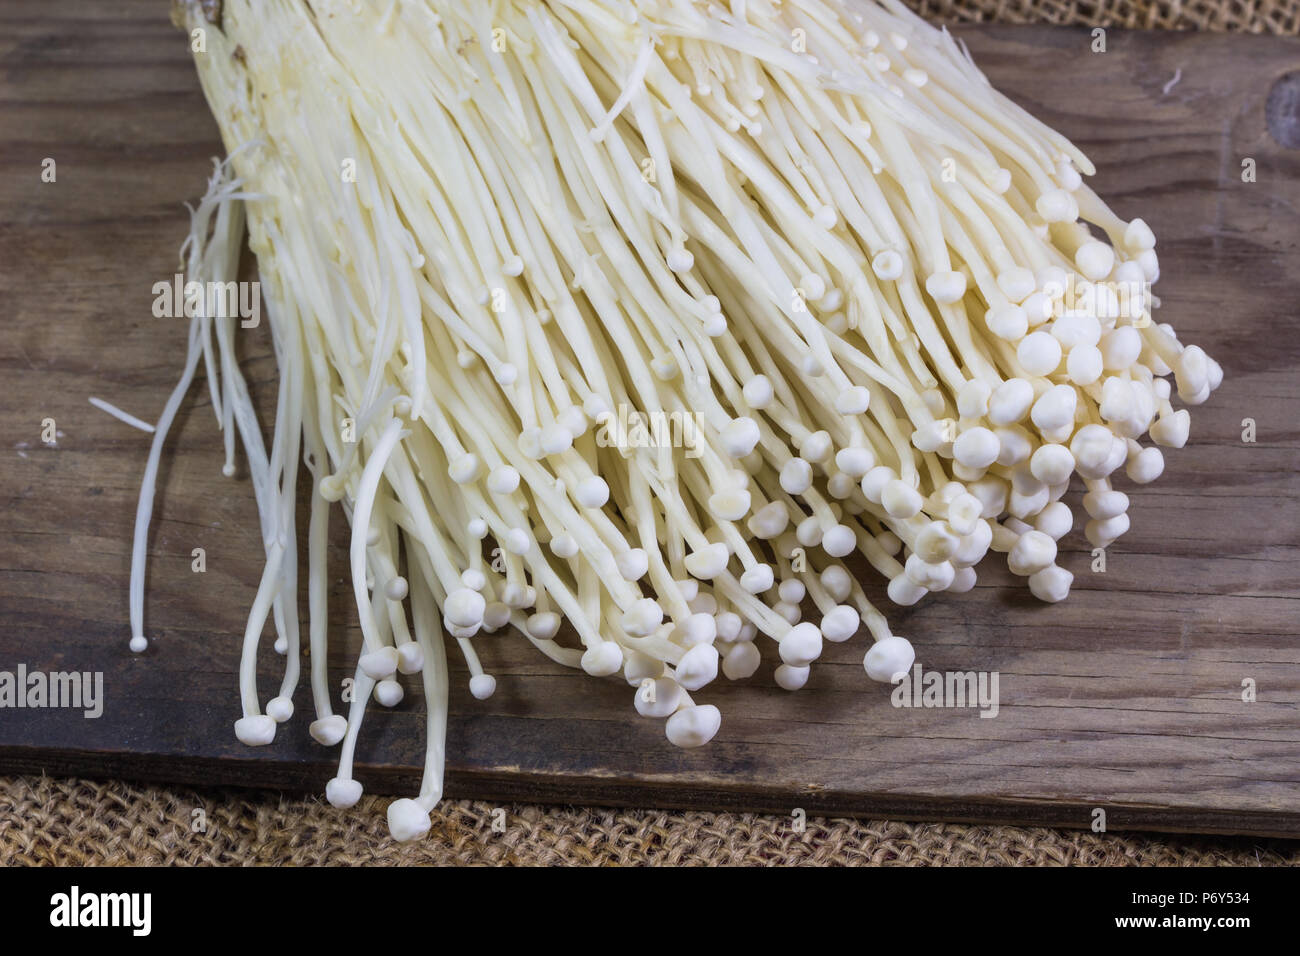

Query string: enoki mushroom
131 0 1222 839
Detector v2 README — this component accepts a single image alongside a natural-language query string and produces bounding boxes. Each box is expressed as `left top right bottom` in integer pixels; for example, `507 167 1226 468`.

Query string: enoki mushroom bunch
142 0 1221 839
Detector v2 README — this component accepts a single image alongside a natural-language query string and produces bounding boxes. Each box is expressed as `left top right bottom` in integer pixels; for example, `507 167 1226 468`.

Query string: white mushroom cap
926 270 967 303
777 578 806 603
1066 344 1104 385
821 524 857 557
1035 501 1074 539
1101 326 1142 370
665 704 722 748
774 664 810 691
359 646 399 680
387 798 432 842
905 554 955 590
1008 530 1058 576
860 465 895 502
325 777 363 809
1150 409 1191 448
445 588 486 629
835 446 875 477
881 479 924 518
780 457 814 494
1083 489 1129 520
821 605 860 642
871 249 904 281
1074 240 1115 281
675 643 720 690
634 677 683 718
1028 564 1073 603
740 564 775 594
779 622 824 667
819 565 853 602
1126 445 1165 483
835 386 871 415
621 598 664 637
887 574 928 607
864 635 915 682
948 565 978 593
581 642 624 677
1085 512 1131 548
720 417 761 457
684 542 730 579
1030 384 1078 433
309 715 348 747
1050 311 1101 349
1018 331 1062 377
722 641 762 680
953 427 1000 470
622 650 663 686
1035 188 1077 222
234 715 276 747
988 378 1035 424
743 374 774 408
997 267 1036 302
576 475 610 507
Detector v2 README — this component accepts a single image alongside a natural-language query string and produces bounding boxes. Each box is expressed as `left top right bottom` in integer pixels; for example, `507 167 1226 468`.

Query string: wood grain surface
1 2 1298 838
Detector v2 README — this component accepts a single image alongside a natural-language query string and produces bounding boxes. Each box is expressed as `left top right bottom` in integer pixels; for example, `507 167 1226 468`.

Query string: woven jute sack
916 0 1298 33
4 776 1299 866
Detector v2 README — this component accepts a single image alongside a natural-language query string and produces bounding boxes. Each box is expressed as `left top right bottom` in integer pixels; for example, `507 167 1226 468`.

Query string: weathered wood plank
0 4 1297 837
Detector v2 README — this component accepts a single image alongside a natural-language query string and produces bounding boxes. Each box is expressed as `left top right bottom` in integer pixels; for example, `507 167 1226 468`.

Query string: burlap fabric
4 0 1297 867
916 0 1297 32
3 776 1297 865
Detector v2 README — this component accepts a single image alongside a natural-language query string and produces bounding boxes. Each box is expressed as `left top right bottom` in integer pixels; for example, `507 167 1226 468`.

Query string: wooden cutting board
2 2 1298 838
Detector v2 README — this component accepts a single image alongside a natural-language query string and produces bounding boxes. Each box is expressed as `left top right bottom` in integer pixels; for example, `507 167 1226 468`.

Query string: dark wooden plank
0 3 1297 838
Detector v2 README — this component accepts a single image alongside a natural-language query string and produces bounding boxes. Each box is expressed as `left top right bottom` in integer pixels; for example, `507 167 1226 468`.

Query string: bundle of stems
134 0 1220 839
